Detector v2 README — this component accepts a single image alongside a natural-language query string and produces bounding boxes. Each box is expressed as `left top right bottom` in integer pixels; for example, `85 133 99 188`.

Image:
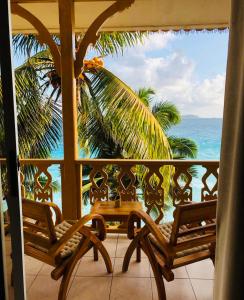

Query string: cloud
104 33 225 118
136 32 175 52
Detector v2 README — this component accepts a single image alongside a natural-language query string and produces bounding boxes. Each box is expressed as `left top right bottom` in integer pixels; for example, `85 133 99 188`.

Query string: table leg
92 219 99 261
136 219 141 262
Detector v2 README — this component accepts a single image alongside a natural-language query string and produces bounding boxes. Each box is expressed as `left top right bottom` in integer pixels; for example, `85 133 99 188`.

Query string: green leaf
152 101 181 131
85 67 172 160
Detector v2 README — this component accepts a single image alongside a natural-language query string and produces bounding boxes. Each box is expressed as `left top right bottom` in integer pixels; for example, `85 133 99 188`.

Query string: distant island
182 115 223 119
182 114 200 119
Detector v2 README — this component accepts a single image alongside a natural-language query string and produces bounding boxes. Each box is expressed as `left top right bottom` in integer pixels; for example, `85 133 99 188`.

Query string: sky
100 31 229 118
14 31 229 118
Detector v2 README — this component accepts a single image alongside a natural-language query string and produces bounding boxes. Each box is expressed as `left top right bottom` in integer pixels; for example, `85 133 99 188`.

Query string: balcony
2 158 218 299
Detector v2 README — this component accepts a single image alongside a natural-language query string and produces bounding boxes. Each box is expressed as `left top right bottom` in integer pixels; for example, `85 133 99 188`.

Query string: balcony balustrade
0 158 219 223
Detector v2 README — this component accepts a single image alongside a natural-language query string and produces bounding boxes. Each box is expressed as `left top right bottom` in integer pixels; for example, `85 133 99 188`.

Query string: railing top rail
0 158 64 165
0 158 220 166
20 159 64 165
75 159 219 166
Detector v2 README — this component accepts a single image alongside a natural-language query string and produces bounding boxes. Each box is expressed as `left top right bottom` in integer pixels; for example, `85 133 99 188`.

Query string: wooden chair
21 198 112 300
122 200 217 300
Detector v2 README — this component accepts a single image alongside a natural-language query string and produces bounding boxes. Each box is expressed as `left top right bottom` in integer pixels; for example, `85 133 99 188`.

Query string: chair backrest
22 198 58 251
170 200 217 250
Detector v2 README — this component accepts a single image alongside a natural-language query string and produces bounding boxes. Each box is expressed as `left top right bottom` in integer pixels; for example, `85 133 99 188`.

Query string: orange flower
83 57 104 69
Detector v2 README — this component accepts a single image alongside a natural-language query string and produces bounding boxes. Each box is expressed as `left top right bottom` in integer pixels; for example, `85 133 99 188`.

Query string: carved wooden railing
0 158 63 203
77 159 219 223
0 158 219 223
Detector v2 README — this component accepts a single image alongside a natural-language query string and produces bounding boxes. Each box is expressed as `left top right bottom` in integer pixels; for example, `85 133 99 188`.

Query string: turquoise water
52 118 223 159
49 117 223 215
168 118 222 160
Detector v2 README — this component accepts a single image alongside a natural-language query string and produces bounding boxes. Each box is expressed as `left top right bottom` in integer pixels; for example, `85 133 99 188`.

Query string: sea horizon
51 116 223 160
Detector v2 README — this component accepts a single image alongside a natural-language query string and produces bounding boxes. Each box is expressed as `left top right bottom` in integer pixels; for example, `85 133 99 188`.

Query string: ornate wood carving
144 165 165 223
117 165 137 201
172 165 193 207
201 164 219 201
11 3 61 74
74 0 135 77
89 164 109 204
33 164 53 202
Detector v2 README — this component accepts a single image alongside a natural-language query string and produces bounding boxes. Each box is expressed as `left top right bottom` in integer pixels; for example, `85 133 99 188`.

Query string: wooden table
91 201 142 227
90 200 143 261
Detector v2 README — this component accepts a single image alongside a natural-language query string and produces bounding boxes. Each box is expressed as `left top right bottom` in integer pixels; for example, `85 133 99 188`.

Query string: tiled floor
5 234 214 300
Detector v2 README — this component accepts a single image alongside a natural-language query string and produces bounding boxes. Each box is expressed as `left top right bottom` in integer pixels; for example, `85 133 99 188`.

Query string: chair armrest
78 213 107 241
49 213 106 257
127 210 174 256
43 201 63 225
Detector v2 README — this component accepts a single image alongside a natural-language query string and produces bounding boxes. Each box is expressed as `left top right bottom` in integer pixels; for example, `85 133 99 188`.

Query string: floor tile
191 279 214 300
110 277 153 300
28 275 63 300
103 234 118 258
116 235 146 258
152 278 196 300
68 276 112 300
25 275 36 290
75 256 114 277
84 234 118 258
114 257 150 278
150 266 188 279
186 260 214 279
25 256 44 275
39 264 57 276
39 261 80 276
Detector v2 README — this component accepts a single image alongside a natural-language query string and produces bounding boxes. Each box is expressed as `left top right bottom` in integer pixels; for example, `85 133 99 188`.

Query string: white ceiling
11 0 231 33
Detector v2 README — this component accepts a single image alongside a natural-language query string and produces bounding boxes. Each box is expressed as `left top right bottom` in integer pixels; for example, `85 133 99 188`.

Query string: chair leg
58 238 91 300
91 219 99 261
136 244 141 262
122 227 149 272
122 238 139 272
93 245 99 261
96 240 113 273
141 237 166 300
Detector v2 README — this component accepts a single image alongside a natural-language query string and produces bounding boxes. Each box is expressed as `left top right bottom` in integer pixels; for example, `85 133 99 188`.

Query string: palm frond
168 136 198 159
136 87 156 107
152 101 181 131
0 63 62 164
85 67 172 160
12 34 60 58
94 32 149 56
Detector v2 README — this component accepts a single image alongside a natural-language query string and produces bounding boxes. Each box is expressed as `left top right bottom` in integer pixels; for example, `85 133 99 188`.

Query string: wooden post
0 0 26 298
58 0 81 219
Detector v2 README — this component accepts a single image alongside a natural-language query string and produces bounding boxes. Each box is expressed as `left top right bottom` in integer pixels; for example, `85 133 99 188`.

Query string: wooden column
0 0 26 298
58 0 81 219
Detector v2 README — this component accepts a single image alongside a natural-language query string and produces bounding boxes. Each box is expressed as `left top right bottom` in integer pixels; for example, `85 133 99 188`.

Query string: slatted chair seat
21 198 112 300
149 222 211 258
55 221 83 258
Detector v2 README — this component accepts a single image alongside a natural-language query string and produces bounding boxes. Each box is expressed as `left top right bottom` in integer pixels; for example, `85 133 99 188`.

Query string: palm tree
136 87 198 159
0 62 62 195
11 33 174 202
136 87 198 211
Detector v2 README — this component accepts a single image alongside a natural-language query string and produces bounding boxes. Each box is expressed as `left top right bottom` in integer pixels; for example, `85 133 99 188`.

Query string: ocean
50 117 223 216
169 117 222 160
